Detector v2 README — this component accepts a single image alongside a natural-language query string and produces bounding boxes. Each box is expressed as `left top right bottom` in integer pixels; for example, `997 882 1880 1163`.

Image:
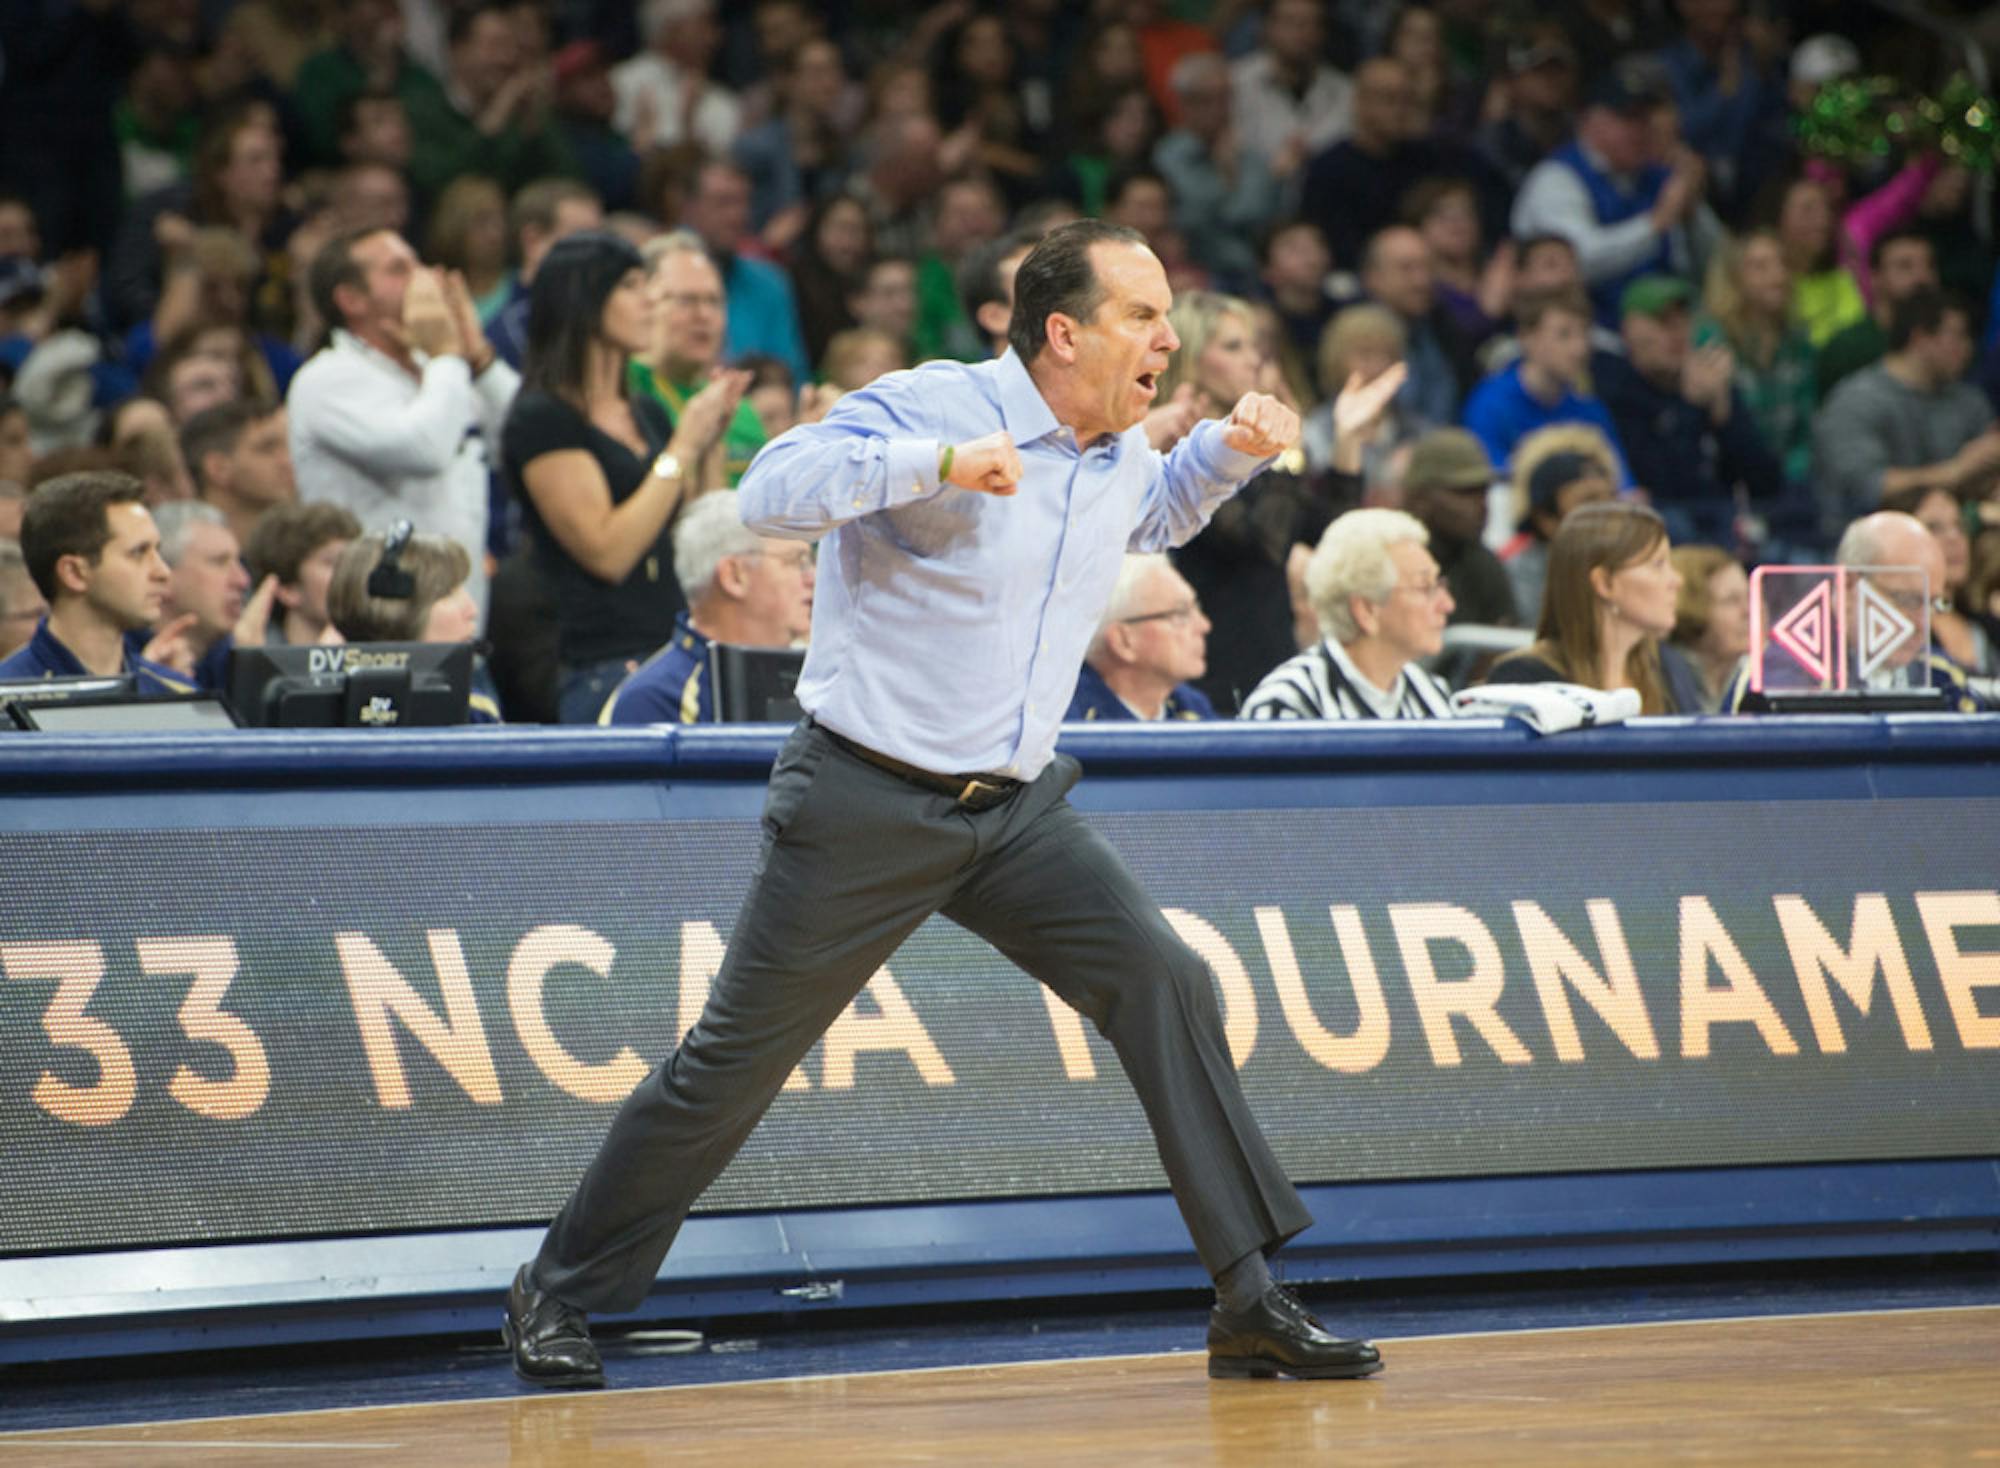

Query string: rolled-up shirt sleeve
738 374 947 538
1128 418 1271 552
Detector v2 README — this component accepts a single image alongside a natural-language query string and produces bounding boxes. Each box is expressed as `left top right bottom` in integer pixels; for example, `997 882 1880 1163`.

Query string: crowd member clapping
502 230 737 723
1161 291 1329 713
1483 501 1684 713
1240 509 1457 721
288 226 518 616
1693 229 1817 489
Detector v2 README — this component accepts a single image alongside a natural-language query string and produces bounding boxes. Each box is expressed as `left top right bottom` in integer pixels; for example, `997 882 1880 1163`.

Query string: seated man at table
1722 509 1983 713
1066 554 1216 722
0 471 196 695
1240 508 1458 720
598 490 815 725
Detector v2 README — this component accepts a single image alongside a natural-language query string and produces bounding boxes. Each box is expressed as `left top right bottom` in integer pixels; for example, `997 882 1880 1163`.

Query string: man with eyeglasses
1722 510 1984 712
1067 553 1216 721
1242 508 1458 721
598 490 812 724
506 220 1385 1389
630 232 767 490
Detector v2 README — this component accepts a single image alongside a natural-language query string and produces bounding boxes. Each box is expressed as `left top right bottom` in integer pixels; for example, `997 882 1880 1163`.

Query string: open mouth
1136 372 1158 397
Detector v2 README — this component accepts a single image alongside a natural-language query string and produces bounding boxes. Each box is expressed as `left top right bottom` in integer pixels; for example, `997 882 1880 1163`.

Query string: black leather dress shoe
1207 1283 1384 1380
502 1264 605 1389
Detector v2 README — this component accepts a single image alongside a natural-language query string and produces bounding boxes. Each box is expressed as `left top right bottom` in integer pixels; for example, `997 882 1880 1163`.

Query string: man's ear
331 279 369 326
1044 311 1079 365
1103 621 1136 664
1349 593 1380 640
714 554 751 600
53 552 93 598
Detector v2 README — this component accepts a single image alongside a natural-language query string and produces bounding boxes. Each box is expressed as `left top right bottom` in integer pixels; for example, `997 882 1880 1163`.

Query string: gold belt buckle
958 777 997 804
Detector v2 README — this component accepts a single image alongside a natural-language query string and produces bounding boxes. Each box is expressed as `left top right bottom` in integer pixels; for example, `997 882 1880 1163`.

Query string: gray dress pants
535 720 1312 1313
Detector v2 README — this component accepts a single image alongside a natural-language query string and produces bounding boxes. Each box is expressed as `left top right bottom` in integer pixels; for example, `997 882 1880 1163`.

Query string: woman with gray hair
1239 507 1457 719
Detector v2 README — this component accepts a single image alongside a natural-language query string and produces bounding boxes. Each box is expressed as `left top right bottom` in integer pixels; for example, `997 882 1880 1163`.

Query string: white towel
1448 683 1642 734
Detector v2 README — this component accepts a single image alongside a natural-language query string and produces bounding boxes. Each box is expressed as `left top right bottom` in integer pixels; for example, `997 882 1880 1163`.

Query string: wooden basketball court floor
2 1305 1994 1466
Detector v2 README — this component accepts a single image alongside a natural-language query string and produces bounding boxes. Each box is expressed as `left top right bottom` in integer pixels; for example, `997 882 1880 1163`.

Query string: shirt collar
30 619 86 676
1327 637 1402 717
993 349 1063 447
332 327 426 374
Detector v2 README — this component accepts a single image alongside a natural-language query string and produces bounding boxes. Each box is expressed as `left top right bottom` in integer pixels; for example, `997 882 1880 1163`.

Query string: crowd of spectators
2 0 1998 725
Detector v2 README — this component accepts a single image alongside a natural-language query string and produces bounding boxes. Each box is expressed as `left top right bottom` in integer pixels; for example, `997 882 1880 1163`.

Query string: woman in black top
501 231 746 722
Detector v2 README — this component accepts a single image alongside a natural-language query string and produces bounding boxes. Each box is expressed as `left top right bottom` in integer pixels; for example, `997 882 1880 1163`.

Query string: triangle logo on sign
1769 579 1833 683
1856 577 1917 680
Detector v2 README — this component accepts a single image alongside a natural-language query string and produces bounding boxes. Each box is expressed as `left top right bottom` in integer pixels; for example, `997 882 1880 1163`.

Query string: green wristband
938 443 955 483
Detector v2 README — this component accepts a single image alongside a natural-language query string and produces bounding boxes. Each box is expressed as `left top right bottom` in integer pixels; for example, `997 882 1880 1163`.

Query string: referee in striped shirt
1240 508 1459 720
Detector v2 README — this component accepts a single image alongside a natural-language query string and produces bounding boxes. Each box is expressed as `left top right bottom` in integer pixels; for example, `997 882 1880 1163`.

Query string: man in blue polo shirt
1066 553 1216 721
598 489 814 725
0 471 196 695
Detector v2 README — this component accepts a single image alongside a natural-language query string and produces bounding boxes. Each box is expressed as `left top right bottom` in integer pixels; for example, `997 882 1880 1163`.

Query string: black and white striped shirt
1239 640 1457 722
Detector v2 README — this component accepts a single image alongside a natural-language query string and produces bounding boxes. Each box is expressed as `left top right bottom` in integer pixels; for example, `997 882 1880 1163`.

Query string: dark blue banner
4 799 1997 1254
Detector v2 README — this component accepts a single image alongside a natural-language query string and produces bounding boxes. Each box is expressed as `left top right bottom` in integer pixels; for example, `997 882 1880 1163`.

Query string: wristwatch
651 449 684 481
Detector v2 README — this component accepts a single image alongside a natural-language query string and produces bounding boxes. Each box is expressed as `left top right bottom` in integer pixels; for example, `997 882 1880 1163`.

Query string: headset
367 519 417 600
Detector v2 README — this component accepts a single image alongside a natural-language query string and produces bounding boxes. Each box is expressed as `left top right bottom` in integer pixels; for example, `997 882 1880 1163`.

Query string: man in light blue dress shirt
506 222 1383 1388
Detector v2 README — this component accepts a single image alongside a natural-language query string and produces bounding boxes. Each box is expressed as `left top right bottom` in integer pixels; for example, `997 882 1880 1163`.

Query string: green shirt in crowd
1693 313 1818 486
628 361 770 487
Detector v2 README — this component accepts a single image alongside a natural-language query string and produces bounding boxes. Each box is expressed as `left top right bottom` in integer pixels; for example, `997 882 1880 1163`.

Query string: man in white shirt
612 0 742 157
1231 0 1353 164
1241 508 1457 719
287 227 519 619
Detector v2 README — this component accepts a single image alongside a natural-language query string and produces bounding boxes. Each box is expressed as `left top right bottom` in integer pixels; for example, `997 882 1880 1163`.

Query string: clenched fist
944 431 1022 496
1222 391 1300 459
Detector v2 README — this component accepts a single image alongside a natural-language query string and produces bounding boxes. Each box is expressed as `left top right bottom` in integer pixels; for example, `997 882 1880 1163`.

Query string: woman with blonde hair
1301 303 1418 494
1164 290 1401 711
1694 229 1815 485
1483 501 1685 712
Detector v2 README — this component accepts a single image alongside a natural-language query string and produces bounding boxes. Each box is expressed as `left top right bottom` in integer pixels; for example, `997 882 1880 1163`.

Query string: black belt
815 721 1023 811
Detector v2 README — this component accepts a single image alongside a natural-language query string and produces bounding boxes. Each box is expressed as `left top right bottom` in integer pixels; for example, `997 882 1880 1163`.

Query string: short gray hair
673 491 762 604
1835 509 1926 569
151 499 227 567
1089 553 1171 661
1306 508 1429 643
641 228 710 275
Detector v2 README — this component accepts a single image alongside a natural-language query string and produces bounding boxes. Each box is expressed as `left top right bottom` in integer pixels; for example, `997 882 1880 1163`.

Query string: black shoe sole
501 1314 607 1390
1207 1353 1385 1381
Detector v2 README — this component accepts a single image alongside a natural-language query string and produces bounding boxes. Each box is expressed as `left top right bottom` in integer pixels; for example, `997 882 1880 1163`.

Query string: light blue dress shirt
736 350 1270 779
